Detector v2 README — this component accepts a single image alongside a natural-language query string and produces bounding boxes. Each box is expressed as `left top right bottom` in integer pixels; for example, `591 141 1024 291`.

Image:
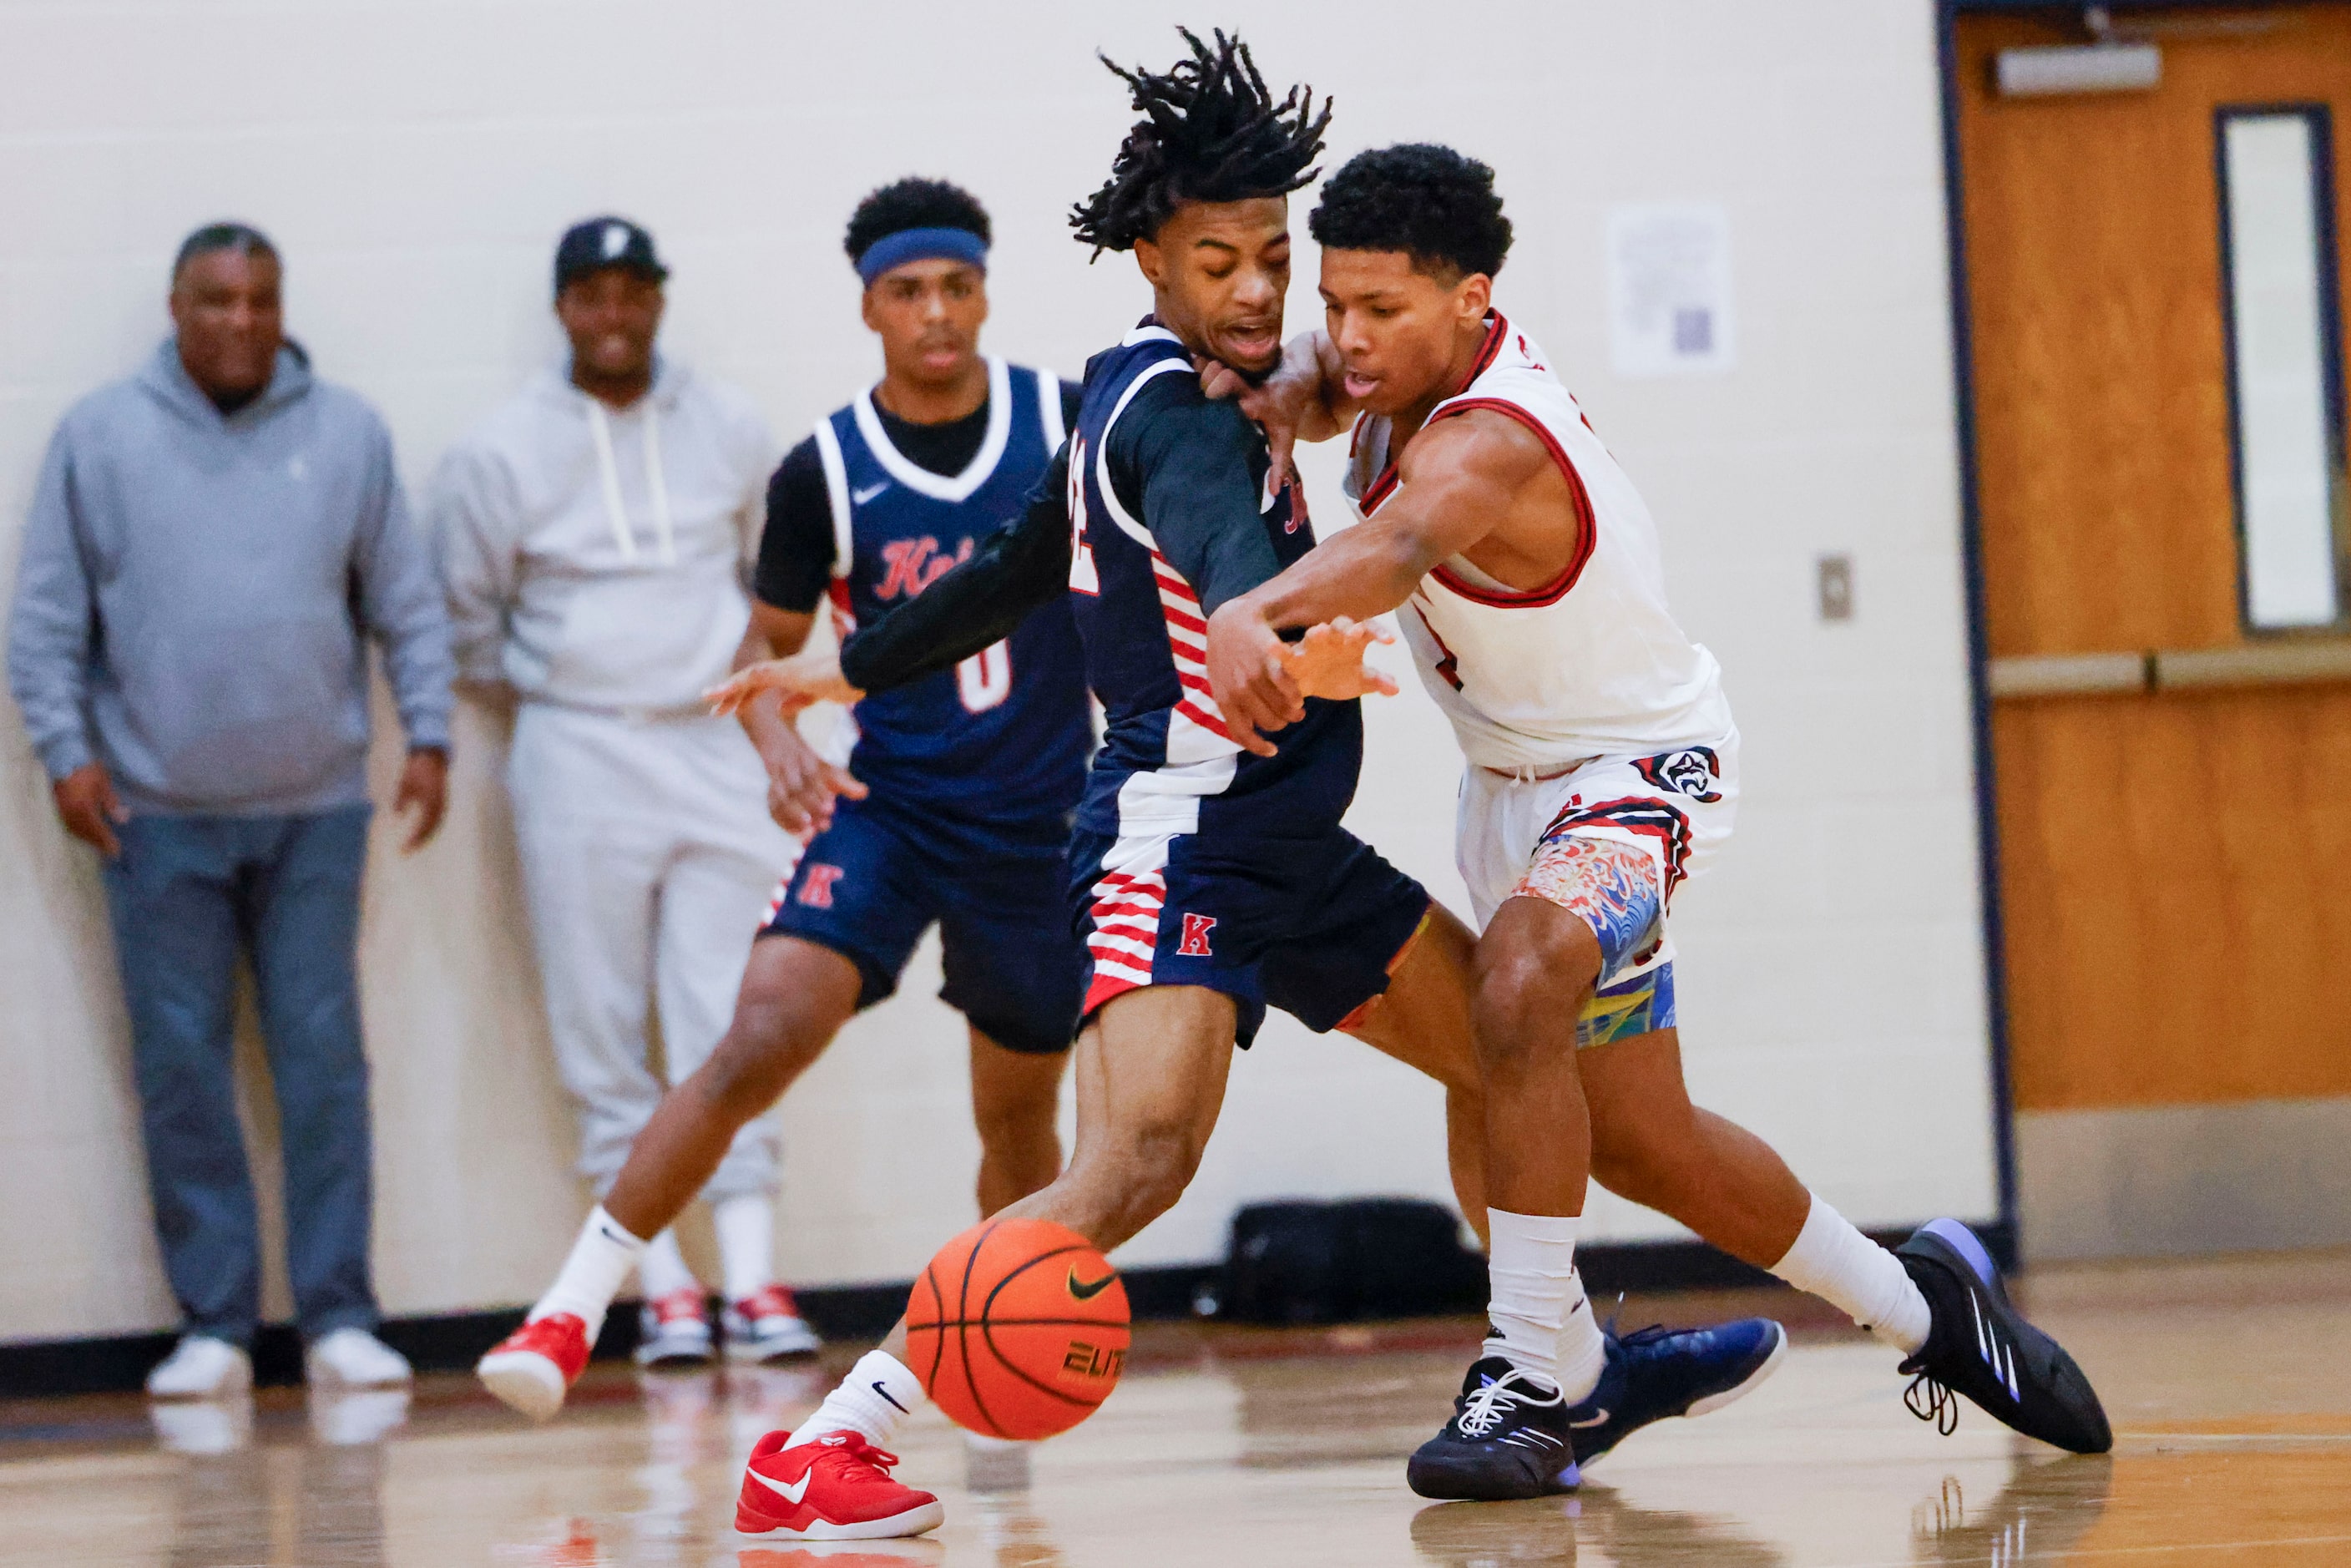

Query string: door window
2217 105 2347 630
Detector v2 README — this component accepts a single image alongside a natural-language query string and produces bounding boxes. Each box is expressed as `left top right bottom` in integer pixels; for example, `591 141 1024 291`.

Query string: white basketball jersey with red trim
1343 313 1732 769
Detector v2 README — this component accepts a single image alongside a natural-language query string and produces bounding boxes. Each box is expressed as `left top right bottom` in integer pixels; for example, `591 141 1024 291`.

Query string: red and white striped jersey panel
1151 549 1236 760
1083 863 1168 1014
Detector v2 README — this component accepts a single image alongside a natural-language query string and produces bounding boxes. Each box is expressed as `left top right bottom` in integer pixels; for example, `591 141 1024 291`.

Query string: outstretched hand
1206 601 1400 758
1282 617 1400 702
706 645 862 719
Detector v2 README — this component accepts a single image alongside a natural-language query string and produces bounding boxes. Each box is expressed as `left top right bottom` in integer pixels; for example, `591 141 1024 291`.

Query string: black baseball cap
554 216 668 296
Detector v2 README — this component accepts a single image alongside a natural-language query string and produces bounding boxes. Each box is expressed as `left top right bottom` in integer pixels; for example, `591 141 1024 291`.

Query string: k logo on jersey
1633 748 1723 804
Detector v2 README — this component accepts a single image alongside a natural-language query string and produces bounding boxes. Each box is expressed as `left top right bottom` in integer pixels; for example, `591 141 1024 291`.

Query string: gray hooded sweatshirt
7 339 453 815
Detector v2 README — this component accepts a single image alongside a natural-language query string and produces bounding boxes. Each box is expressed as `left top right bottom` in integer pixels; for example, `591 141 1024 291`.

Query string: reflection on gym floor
3 1254 2346 1566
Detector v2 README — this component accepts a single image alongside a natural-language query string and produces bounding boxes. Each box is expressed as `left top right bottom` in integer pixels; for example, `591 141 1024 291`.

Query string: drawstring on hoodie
584 396 677 567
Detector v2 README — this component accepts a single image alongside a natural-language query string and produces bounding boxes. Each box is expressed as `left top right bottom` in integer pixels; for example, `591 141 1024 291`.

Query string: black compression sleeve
1114 382 1285 616
838 442 1074 694
753 438 837 612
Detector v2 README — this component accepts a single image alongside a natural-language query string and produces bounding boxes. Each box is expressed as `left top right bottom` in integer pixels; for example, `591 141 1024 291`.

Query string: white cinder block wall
0 0 1995 1341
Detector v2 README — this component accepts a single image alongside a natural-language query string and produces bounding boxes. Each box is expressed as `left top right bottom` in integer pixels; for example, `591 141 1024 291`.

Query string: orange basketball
904 1217 1130 1441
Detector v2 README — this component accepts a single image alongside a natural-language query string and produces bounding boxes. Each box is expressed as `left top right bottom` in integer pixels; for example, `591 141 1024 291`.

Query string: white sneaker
145 1336 253 1400
722 1284 822 1363
306 1328 413 1389
635 1287 716 1368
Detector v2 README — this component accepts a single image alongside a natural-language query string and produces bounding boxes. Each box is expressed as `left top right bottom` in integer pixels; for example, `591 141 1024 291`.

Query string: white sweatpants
508 702 799 1202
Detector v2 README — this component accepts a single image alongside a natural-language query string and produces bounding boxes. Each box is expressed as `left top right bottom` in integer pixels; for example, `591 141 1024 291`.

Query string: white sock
531 1206 646 1343
1768 1193 1931 1353
786 1350 927 1448
713 1194 776 1303
1484 1208 1607 1402
638 1229 699 1302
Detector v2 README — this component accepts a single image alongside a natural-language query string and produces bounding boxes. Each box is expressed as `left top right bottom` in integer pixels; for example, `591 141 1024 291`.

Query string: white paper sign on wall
1607 202 1736 377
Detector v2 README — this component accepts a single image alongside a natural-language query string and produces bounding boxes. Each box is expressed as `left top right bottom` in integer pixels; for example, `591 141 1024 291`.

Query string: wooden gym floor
2 1251 2346 1565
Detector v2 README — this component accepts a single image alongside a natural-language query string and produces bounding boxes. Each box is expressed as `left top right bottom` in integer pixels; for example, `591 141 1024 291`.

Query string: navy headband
857 226 988 285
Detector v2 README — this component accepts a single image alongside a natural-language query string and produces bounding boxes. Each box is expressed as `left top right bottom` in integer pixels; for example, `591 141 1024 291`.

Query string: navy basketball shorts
1068 818 1434 1049
762 797 1083 1056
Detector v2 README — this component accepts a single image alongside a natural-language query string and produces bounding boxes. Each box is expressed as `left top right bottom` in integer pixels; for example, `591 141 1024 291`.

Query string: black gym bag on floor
1215 1198 1487 1325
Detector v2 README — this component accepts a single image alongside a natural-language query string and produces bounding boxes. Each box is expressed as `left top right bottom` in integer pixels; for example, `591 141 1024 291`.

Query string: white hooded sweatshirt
432 358 776 711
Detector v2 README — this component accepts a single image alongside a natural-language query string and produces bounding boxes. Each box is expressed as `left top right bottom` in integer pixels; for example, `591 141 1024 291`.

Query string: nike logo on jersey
1067 1267 1118 1301
852 481 891 505
1569 1409 1611 1429
748 1466 814 1505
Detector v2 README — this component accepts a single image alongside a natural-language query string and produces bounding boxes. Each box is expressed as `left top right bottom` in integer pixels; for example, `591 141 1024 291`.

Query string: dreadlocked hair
1069 28 1332 256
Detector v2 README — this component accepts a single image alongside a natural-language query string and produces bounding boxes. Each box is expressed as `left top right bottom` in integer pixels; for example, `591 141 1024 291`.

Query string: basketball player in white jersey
1201 144 2111 1499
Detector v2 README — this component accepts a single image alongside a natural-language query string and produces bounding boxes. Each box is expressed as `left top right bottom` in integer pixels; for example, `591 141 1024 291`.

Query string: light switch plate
1818 554 1853 622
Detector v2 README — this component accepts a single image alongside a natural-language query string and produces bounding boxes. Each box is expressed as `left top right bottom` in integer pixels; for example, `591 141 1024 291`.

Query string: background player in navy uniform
476 179 1094 1427
705 34 1763 1542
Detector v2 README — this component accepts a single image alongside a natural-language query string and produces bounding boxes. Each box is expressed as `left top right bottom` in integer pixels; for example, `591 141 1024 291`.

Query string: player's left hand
707 647 862 718
393 746 449 854
1205 598 1306 758
1282 617 1401 702
1196 344 1318 497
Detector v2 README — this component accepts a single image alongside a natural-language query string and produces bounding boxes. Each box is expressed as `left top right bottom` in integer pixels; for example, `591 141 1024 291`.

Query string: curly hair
1308 144 1514 281
1069 28 1332 256
844 177 992 266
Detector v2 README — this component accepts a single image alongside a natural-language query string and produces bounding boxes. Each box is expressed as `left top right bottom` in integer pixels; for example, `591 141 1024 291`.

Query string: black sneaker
1407 1358 1580 1500
1570 1317 1787 1469
1896 1219 2111 1454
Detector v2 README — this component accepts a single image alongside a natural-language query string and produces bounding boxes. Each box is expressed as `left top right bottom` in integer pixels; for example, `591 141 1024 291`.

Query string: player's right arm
732 440 867 835
1205 411 1549 751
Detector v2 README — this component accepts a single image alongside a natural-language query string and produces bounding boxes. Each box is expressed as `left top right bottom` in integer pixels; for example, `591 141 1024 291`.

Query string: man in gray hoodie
7 222 454 1399
433 218 812 1369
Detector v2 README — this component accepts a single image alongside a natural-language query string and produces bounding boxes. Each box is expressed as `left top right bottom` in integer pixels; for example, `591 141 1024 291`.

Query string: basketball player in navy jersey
477 180 1097 1429
706 33 1772 1540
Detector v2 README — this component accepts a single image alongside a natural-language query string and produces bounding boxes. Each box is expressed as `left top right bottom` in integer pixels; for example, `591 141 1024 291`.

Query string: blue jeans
99 806 381 1346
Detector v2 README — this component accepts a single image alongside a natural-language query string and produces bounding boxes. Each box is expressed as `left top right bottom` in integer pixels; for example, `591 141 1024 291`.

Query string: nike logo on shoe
749 1467 813 1505
852 482 890 505
1068 1267 1118 1301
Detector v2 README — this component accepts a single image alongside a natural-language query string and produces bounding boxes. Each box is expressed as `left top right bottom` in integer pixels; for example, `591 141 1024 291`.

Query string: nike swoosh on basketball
1068 1267 1118 1301
1568 1409 1610 1429
748 1467 813 1505
852 481 890 505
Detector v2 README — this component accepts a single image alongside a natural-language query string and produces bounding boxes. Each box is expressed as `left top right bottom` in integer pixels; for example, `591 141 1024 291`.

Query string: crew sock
638 1228 700 1302
1768 1193 1932 1353
713 1194 777 1304
786 1350 928 1448
1483 1208 1607 1403
530 1206 646 1343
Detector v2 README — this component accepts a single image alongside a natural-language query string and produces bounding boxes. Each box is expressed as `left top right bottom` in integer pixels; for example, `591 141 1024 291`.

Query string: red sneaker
735 1429 944 1540
478 1313 591 1422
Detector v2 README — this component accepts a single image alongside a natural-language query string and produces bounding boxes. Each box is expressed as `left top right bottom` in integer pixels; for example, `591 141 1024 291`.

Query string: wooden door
1957 8 2351 1119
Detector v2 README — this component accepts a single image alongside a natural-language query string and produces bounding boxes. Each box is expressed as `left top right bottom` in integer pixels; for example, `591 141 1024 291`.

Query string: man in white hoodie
433 218 818 1367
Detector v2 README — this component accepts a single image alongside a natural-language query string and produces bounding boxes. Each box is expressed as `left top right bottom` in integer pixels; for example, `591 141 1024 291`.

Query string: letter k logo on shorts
1177 913 1217 958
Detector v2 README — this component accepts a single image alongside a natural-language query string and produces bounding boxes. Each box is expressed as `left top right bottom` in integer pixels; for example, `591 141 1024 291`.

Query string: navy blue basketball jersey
1065 322 1363 841
815 358 1090 837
